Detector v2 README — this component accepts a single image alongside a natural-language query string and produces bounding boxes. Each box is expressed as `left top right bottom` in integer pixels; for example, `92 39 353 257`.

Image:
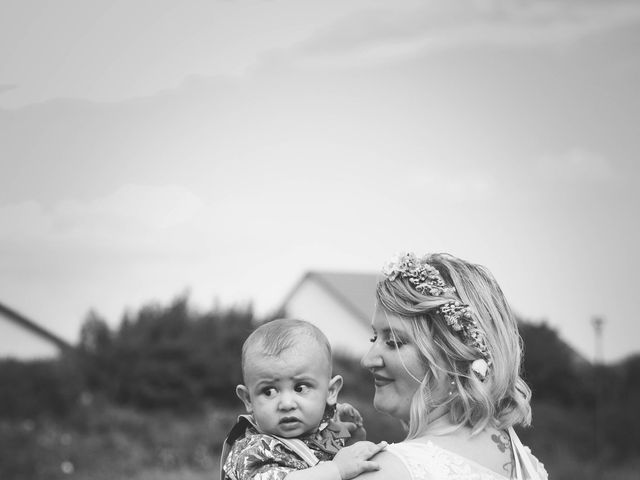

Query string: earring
448 379 456 396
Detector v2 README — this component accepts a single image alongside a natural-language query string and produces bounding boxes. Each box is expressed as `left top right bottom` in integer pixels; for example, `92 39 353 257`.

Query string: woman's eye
386 339 405 348
369 335 378 343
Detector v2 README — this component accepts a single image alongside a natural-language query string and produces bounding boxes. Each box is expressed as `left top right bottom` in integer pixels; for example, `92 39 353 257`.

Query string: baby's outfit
221 414 352 480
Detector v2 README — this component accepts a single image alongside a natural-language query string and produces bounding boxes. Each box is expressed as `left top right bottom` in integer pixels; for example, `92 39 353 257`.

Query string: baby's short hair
241 318 332 380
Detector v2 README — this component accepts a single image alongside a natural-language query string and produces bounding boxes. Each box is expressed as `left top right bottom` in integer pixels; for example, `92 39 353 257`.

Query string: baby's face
237 337 341 438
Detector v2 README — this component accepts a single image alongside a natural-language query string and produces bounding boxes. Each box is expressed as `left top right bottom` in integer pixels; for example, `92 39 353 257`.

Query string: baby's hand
337 403 363 426
337 403 366 443
332 441 387 480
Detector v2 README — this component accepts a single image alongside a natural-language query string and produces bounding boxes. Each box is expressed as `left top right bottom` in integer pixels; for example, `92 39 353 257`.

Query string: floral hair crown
382 252 492 380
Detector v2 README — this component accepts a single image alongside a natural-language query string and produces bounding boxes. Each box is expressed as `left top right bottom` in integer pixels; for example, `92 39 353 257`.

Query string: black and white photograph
1 1 639 479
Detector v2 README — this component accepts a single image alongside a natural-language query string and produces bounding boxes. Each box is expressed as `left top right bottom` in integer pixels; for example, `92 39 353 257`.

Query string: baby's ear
326 375 343 406
236 384 253 413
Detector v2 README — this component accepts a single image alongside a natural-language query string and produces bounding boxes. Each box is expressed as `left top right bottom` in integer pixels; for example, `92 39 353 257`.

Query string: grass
1 397 636 480
0 400 233 480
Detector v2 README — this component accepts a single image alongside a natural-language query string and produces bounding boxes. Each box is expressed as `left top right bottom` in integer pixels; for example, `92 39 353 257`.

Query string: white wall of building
285 278 372 358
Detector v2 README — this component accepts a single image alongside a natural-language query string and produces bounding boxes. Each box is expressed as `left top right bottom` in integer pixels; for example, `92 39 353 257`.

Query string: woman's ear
236 384 253 413
326 375 343 406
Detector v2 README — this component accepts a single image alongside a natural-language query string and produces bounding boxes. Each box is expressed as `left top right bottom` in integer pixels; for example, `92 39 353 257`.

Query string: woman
358 253 547 480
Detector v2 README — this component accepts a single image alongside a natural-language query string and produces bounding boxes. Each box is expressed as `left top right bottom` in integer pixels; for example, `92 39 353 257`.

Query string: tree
75 295 255 409
519 320 593 406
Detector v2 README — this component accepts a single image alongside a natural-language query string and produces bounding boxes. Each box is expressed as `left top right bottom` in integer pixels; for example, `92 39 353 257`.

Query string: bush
0 357 82 420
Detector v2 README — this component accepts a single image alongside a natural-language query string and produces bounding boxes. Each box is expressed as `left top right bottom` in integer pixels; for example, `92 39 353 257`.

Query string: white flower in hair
471 359 489 379
381 252 409 280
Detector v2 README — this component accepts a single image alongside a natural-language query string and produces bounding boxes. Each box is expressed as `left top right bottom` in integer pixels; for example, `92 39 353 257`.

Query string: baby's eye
294 384 310 393
262 387 277 397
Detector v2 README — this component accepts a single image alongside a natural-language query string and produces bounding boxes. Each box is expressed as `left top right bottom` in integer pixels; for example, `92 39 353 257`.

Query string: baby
221 318 386 480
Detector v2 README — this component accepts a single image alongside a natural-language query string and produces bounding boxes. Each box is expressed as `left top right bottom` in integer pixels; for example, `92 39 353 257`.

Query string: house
0 301 72 359
279 271 381 358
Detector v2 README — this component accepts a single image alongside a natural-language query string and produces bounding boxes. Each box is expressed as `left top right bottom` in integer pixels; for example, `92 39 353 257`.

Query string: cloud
290 0 640 67
387 166 498 205
0 84 17 95
536 148 616 183
0 201 51 240
56 184 205 231
0 185 205 249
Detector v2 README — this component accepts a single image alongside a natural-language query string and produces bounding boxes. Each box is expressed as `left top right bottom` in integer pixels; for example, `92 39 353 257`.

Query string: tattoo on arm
491 431 514 477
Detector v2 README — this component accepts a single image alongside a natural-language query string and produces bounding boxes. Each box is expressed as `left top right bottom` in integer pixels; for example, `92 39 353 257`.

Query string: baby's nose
278 391 296 410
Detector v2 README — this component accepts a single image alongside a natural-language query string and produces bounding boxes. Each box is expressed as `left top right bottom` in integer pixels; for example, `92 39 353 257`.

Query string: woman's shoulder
392 440 505 478
358 440 513 480
394 437 529 479
357 441 474 480
355 430 547 480
353 445 414 480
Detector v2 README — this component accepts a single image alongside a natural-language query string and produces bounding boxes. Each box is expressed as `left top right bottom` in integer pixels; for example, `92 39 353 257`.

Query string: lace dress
386 428 548 480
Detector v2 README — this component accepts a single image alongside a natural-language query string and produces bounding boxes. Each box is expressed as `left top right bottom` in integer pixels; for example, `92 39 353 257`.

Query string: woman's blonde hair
376 253 531 438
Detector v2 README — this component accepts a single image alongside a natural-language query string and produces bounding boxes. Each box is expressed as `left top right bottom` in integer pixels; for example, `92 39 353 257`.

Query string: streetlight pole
591 316 604 364
591 316 605 479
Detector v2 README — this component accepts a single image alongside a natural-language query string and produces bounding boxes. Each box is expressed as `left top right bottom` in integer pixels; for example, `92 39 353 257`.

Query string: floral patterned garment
222 417 351 480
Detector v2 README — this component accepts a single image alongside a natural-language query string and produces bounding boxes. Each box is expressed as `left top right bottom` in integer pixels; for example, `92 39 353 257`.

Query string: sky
1 0 639 362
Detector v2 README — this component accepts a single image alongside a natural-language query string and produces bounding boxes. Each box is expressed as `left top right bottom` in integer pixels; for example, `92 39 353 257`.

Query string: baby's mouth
279 416 301 425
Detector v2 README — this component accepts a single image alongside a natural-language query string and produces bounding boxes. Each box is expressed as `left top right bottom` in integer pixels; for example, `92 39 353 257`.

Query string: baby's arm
285 441 387 480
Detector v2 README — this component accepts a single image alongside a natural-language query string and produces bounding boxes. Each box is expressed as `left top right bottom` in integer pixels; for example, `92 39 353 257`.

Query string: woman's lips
373 373 393 387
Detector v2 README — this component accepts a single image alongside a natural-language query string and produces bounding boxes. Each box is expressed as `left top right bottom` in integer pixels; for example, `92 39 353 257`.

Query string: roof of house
281 271 380 325
0 301 73 354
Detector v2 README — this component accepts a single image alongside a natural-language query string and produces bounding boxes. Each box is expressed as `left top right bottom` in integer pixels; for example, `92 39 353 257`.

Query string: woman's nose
361 343 383 369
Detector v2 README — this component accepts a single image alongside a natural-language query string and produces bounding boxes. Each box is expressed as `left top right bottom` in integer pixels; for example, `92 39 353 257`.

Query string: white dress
386 428 548 480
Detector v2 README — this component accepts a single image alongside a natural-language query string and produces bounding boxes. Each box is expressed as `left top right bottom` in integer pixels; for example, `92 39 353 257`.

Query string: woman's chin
373 395 411 422
373 397 393 416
